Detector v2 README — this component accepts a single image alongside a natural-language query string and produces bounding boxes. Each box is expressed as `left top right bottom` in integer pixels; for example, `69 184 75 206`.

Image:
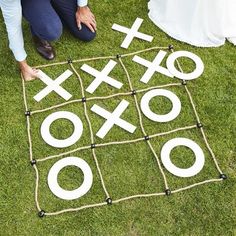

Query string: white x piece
34 70 73 102
112 17 153 49
81 60 123 94
91 100 137 139
132 50 174 84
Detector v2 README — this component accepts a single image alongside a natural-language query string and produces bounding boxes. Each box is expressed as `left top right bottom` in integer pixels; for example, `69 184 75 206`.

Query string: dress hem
148 10 226 48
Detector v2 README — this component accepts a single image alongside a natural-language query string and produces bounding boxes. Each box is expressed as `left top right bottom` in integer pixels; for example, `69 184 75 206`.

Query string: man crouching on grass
0 0 96 81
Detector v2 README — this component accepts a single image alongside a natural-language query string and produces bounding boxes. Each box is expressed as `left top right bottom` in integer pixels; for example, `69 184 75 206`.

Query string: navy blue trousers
21 0 96 42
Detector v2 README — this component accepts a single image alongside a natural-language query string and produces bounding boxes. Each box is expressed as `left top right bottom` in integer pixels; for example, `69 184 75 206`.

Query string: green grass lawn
0 0 236 235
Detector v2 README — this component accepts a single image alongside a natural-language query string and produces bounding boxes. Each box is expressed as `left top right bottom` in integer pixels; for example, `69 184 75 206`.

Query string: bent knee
39 21 63 41
73 27 96 42
82 31 96 42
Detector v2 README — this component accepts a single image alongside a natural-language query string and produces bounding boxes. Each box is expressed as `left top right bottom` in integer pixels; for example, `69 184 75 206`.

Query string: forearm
0 0 27 61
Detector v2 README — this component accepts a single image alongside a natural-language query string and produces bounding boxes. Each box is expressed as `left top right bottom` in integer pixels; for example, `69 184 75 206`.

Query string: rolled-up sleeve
0 0 27 61
77 0 88 7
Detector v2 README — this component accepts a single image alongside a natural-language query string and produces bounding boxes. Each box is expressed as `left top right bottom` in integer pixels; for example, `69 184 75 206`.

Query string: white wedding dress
148 0 236 47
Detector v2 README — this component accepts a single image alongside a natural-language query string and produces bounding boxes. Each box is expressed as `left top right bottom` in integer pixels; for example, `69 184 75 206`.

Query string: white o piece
140 89 181 122
41 111 83 148
161 138 205 178
48 157 93 200
166 51 204 80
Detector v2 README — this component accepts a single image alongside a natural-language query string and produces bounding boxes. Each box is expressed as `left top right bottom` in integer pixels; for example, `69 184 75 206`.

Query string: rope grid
21 46 225 217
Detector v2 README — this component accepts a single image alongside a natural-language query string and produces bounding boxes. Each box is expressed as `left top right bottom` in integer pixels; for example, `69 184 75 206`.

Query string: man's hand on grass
76 6 97 33
19 60 39 81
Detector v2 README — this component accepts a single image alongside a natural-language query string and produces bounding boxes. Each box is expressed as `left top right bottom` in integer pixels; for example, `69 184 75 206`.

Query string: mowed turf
0 0 236 235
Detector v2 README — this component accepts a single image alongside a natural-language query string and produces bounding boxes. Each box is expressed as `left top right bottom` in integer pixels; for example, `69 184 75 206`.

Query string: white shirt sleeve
77 0 88 7
0 0 27 61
